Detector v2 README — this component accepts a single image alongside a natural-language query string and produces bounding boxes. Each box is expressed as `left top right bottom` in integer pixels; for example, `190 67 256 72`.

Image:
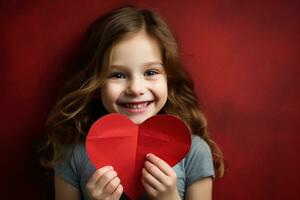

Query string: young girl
40 5 224 200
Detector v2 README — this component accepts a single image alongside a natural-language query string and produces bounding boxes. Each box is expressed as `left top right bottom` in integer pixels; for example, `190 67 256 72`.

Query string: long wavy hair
39 6 224 178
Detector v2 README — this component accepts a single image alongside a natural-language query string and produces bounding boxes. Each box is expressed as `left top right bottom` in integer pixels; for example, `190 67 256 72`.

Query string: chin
130 118 145 125
128 116 149 125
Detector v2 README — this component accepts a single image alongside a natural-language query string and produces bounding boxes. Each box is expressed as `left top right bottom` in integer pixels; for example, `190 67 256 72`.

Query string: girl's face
100 30 168 124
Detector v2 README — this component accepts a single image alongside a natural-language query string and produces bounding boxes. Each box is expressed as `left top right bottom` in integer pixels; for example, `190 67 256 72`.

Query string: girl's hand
141 153 181 200
86 166 123 200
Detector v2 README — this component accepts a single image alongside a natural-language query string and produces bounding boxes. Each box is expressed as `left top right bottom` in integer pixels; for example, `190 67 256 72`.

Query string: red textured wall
1 1 299 199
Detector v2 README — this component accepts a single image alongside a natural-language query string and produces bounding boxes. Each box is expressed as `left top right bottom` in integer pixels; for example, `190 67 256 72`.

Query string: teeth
124 102 148 110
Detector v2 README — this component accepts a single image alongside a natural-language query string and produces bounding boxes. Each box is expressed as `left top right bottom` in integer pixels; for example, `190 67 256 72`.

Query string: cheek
101 84 120 105
153 79 168 101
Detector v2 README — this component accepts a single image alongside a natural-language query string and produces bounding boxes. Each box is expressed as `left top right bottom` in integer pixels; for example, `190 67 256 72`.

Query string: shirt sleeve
184 135 215 187
54 145 81 189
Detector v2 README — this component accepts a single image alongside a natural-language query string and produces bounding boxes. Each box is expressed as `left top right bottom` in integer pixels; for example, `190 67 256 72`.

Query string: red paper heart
86 113 191 199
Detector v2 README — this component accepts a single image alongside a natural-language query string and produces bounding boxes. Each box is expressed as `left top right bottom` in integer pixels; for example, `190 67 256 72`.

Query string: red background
1 1 299 199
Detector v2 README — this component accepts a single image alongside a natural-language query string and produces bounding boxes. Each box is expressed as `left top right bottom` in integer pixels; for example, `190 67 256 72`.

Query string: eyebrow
109 61 163 68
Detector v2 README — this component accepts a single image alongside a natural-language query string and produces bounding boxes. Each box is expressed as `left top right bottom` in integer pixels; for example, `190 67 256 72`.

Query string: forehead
109 30 162 66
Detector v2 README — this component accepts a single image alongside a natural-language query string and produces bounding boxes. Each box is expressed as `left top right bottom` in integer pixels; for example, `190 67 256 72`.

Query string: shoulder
55 143 90 177
58 143 87 165
191 135 210 148
183 135 215 185
55 142 95 189
188 135 213 162
55 142 87 171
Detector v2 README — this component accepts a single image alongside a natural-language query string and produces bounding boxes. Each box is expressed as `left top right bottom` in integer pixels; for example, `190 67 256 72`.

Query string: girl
39 5 224 200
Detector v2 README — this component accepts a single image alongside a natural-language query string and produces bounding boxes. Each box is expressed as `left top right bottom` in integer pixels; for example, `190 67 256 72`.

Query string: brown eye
109 72 126 79
145 70 159 77
110 72 126 79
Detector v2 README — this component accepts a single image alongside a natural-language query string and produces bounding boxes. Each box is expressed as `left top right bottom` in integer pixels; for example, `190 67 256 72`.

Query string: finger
142 177 157 197
86 166 113 186
103 176 121 195
111 184 123 200
146 153 175 176
144 160 168 183
141 167 162 190
95 170 118 190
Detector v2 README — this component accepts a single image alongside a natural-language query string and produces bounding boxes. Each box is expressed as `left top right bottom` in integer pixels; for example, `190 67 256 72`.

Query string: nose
125 76 145 96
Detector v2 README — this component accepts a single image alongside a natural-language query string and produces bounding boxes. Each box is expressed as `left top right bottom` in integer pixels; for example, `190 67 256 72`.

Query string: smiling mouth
119 101 153 110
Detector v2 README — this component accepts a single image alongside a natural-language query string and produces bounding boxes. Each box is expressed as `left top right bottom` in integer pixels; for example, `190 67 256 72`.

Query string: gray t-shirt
55 135 215 199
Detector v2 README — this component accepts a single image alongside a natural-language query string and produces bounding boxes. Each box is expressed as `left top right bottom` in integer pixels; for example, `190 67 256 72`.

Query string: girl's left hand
141 153 181 200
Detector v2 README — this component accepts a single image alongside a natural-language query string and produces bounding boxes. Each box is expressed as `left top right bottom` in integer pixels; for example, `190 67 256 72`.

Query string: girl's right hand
86 166 123 200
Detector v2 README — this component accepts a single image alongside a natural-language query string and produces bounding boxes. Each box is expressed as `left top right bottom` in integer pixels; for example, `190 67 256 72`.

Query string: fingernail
119 185 123 192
